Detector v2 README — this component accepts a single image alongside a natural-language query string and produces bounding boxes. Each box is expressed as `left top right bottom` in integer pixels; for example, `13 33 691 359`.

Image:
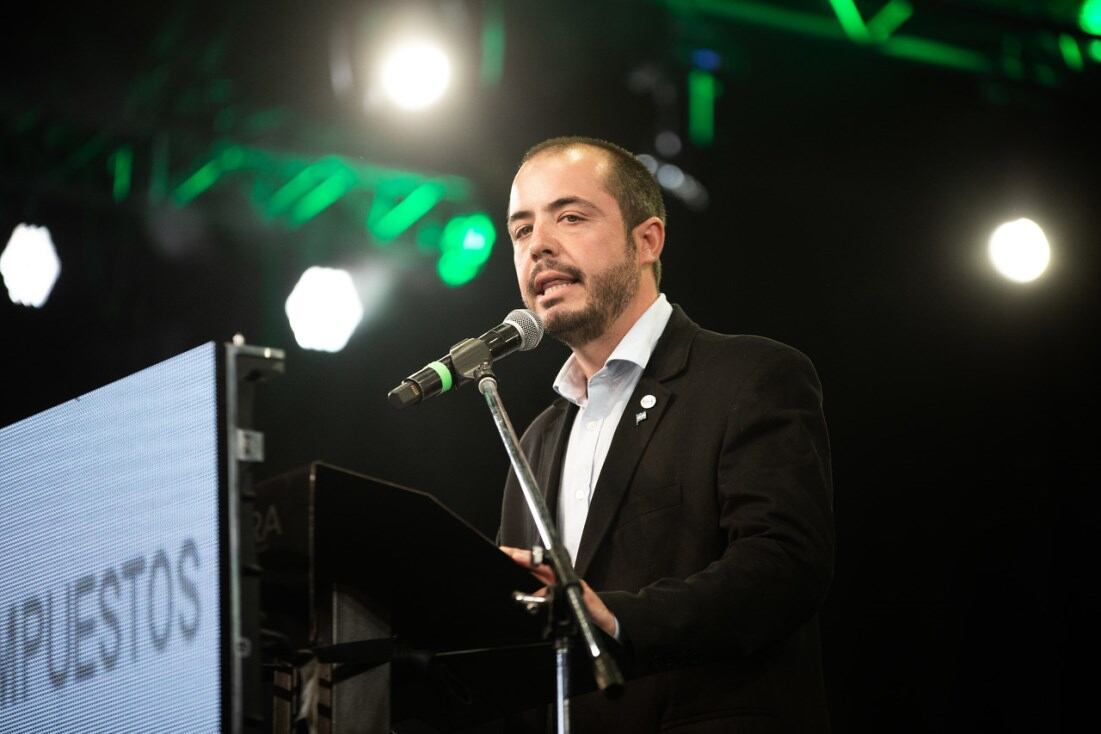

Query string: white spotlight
1 224 61 307
988 218 1051 283
379 39 451 111
285 267 364 352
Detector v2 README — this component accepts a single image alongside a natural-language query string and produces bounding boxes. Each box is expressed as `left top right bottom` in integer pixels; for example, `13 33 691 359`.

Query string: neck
570 288 658 381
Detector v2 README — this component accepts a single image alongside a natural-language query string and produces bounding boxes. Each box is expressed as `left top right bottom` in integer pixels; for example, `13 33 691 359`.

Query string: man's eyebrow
507 196 601 225
507 208 532 225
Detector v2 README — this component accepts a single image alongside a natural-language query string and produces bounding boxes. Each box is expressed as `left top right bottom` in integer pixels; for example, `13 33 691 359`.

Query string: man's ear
634 216 665 267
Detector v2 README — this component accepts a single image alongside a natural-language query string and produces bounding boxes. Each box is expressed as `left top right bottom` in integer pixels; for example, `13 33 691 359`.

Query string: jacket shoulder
690 330 818 377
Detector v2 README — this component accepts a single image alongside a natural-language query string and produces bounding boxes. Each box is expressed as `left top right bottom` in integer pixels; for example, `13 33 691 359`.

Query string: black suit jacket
499 306 834 732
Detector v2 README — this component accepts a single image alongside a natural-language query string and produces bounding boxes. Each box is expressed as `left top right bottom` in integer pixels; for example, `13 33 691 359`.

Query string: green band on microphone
428 361 452 392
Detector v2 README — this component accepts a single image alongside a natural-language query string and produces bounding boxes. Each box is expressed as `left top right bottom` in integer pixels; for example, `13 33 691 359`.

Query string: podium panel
255 463 561 732
0 341 283 733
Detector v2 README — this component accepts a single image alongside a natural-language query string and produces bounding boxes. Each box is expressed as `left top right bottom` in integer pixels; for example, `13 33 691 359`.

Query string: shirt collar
552 294 674 406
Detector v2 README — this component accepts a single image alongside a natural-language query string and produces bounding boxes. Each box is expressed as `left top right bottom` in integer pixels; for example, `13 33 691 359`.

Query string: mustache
528 261 584 294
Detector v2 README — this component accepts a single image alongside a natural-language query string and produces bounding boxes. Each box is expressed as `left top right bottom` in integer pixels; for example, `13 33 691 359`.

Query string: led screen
1 343 222 732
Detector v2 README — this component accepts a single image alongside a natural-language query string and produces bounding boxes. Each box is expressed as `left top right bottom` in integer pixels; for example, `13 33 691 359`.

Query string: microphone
387 309 544 409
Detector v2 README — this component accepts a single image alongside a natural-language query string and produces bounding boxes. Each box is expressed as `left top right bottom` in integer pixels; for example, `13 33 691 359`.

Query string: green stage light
1059 34 1085 71
883 35 992 73
371 182 447 241
436 213 495 287
267 164 328 218
688 70 716 147
172 144 246 204
481 0 506 86
149 138 493 286
291 167 356 225
1081 0 1101 35
172 159 222 204
111 145 133 203
827 0 871 43
866 0 912 43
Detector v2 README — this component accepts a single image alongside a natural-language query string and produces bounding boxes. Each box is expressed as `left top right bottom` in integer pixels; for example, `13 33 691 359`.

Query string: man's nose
529 220 560 260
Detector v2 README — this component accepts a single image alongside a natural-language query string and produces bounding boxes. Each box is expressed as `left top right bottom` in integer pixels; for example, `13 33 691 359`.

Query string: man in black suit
499 137 833 732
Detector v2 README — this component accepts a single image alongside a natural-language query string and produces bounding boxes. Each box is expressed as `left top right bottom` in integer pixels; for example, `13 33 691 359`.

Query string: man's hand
500 546 618 638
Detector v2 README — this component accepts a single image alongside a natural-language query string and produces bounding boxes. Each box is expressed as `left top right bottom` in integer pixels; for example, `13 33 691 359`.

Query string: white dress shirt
552 294 674 564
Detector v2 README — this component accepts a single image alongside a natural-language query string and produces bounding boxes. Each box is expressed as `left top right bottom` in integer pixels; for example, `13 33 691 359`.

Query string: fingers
500 545 556 585
500 546 533 566
500 549 616 636
530 565 556 586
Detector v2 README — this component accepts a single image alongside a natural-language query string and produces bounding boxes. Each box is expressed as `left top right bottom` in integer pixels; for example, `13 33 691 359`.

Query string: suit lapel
574 376 671 577
571 305 698 577
539 399 576 522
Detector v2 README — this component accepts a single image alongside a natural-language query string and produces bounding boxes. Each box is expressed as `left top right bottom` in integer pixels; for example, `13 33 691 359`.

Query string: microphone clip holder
449 337 494 381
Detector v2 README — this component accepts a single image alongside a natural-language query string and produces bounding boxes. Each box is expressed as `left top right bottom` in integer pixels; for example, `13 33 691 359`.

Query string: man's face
508 147 642 346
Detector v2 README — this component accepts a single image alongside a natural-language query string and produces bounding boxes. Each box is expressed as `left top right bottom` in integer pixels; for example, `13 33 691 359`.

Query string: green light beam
666 0 988 74
65 135 108 173
668 0 843 40
267 165 325 217
291 169 355 224
866 0 913 43
481 0 506 85
173 159 223 204
881 35 993 74
111 146 133 203
372 182 447 241
688 70 716 147
827 0 871 43
1059 34 1085 71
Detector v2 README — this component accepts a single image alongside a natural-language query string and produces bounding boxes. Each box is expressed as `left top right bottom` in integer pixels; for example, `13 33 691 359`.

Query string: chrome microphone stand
449 337 624 734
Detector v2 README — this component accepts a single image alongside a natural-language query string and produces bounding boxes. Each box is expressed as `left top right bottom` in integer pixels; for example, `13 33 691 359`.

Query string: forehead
508 146 615 214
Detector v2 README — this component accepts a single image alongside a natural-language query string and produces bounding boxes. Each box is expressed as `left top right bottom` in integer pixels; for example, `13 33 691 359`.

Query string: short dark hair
520 136 665 288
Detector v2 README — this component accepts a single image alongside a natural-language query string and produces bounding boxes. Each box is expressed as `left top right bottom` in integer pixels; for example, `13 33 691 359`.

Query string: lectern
255 463 577 732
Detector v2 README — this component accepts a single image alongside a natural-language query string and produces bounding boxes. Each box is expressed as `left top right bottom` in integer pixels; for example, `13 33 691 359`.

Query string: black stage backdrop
2 2 1096 731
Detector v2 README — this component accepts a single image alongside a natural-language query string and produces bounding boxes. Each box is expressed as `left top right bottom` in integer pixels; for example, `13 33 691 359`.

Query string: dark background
2 1 1096 730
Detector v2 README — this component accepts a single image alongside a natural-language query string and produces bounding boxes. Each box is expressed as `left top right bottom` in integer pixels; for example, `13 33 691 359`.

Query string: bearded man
498 137 834 732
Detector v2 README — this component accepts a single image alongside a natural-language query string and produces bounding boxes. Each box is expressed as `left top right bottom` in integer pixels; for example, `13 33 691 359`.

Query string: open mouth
533 270 581 298
538 278 576 297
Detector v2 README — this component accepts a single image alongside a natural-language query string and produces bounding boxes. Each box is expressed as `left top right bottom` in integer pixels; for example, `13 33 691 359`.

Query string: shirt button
575 490 586 500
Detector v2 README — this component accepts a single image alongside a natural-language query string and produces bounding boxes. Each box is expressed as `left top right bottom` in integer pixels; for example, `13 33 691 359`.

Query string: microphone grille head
504 308 544 351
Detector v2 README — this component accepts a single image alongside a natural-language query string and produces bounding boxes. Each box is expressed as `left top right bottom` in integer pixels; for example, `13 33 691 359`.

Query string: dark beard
540 239 641 348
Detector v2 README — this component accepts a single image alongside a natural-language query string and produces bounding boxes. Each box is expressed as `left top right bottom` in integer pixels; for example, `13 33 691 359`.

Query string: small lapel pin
640 394 657 409
635 411 647 425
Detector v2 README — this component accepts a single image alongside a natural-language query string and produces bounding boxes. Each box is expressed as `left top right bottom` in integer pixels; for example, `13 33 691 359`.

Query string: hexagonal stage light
1 224 61 307
285 266 364 352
